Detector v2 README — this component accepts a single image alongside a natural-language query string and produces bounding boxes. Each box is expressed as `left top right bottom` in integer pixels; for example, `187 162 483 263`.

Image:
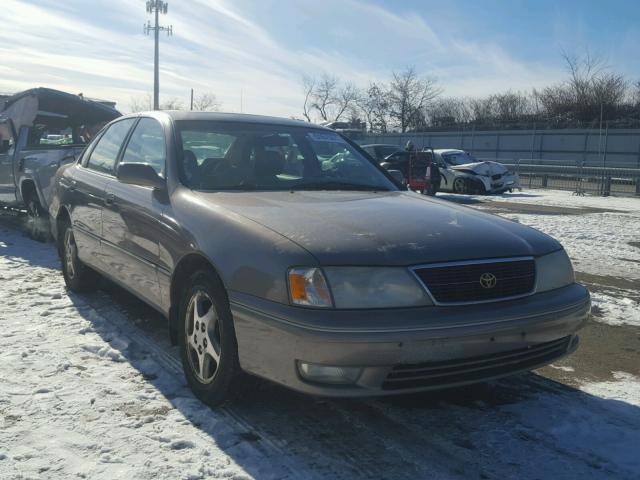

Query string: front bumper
230 283 590 396
486 172 521 193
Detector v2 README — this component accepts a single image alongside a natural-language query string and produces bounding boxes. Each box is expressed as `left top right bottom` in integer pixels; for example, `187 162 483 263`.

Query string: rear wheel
26 197 50 242
179 269 243 407
60 221 99 292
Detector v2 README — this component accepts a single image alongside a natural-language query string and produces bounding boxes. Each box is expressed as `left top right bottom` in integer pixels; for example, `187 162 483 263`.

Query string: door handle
104 193 116 206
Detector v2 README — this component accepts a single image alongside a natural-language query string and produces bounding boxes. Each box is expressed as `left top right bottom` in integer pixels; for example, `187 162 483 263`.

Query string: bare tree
310 74 339 121
536 51 627 123
492 91 534 120
129 93 153 112
332 82 359 121
355 83 390 133
387 66 441 132
428 97 472 126
301 75 316 122
192 92 221 111
633 81 640 107
160 97 185 110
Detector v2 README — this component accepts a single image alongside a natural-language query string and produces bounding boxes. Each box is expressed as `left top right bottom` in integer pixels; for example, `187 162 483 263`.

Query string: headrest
255 150 284 177
183 149 197 166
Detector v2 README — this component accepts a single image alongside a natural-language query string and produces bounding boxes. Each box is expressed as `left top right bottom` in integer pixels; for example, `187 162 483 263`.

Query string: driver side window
121 118 166 177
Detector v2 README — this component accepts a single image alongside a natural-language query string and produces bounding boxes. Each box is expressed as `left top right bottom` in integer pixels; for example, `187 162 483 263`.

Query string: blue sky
1 0 638 117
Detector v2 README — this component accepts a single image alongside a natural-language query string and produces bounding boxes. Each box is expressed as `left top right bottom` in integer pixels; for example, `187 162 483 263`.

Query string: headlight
288 267 333 307
324 267 432 308
288 267 433 309
535 249 575 293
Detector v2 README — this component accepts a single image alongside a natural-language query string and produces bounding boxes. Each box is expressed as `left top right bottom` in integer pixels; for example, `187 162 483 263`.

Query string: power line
144 1 173 111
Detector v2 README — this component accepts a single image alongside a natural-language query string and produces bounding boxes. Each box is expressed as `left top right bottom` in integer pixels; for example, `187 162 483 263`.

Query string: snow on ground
581 372 640 407
475 188 640 213
590 291 640 327
499 210 640 281
0 229 278 480
2 192 640 479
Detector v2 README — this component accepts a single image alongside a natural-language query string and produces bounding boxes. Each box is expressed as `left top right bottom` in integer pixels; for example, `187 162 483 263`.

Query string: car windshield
442 151 478 166
176 121 396 192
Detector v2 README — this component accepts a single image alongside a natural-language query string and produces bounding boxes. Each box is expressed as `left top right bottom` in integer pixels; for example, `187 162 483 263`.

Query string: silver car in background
50 112 589 406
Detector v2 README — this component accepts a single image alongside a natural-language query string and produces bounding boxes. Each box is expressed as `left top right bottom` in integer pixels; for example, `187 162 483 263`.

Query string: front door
101 117 168 309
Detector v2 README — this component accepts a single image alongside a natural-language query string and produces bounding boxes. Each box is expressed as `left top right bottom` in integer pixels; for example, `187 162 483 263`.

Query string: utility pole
144 1 172 110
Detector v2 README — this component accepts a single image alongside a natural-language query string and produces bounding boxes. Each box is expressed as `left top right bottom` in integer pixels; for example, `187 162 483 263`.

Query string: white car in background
434 149 521 194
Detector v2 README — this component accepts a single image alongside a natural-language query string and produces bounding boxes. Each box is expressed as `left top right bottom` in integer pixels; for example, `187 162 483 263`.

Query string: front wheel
453 177 467 194
179 269 243 407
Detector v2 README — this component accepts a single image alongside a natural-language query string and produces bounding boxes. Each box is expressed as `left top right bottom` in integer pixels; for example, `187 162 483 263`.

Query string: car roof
1 87 121 122
128 110 329 129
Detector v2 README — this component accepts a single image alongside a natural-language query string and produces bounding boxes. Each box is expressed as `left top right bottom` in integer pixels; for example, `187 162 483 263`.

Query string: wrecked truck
0 88 120 239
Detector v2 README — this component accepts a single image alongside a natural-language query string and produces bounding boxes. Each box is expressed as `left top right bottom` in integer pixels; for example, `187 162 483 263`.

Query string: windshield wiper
290 181 389 192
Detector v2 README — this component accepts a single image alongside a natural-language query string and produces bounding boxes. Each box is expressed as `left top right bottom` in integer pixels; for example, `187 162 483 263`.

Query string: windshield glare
442 152 478 166
176 121 396 192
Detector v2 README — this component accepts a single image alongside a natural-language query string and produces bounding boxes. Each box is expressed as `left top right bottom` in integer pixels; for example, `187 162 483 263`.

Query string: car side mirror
0 140 9 154
60 154 76 165
117 163 165 190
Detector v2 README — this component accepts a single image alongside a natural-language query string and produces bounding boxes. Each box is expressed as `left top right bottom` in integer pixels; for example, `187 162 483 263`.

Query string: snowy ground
1 190 640 479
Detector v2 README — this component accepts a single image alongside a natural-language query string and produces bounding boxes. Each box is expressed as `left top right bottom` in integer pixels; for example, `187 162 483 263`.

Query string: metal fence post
470 124 476 155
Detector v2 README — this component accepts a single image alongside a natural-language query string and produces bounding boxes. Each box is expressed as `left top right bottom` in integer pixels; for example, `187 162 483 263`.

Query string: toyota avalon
49 112 590 406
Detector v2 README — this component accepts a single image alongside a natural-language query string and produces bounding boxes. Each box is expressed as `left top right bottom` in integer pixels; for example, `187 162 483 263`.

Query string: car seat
183 149 198 182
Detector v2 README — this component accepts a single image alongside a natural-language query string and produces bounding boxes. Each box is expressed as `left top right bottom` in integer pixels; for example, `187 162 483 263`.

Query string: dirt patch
576 271 640 298
119 403 173 419
537 320 640 386
475 201 626 216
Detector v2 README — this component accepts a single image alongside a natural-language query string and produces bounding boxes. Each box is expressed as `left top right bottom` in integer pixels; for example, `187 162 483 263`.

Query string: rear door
70 118 136 270
101 117 168 309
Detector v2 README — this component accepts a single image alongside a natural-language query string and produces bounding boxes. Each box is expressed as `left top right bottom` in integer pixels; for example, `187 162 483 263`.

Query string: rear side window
86 119 136 175
121 118 166 176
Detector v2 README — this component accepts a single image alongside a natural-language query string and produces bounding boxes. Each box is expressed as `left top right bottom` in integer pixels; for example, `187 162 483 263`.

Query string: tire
472 181 487 195
26 197 50 242
453 177 467 194
59 221 99 292
178 269 243 407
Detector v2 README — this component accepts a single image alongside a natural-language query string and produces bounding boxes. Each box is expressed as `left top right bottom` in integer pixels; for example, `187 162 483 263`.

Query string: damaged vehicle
433 149 521 194
0 88 120 239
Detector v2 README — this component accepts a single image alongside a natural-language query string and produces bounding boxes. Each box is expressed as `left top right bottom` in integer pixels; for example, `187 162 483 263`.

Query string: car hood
193 190 560 266
451 161 509 176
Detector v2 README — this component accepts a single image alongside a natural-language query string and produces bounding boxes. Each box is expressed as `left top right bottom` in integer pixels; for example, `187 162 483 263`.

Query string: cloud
0 0 567 116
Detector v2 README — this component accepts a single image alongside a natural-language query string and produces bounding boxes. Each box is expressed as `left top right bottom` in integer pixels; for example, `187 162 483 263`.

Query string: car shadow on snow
71 277 640 480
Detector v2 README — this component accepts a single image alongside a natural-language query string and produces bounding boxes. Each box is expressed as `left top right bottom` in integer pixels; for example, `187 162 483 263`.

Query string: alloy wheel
185 290 222 384
64 229 77 279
